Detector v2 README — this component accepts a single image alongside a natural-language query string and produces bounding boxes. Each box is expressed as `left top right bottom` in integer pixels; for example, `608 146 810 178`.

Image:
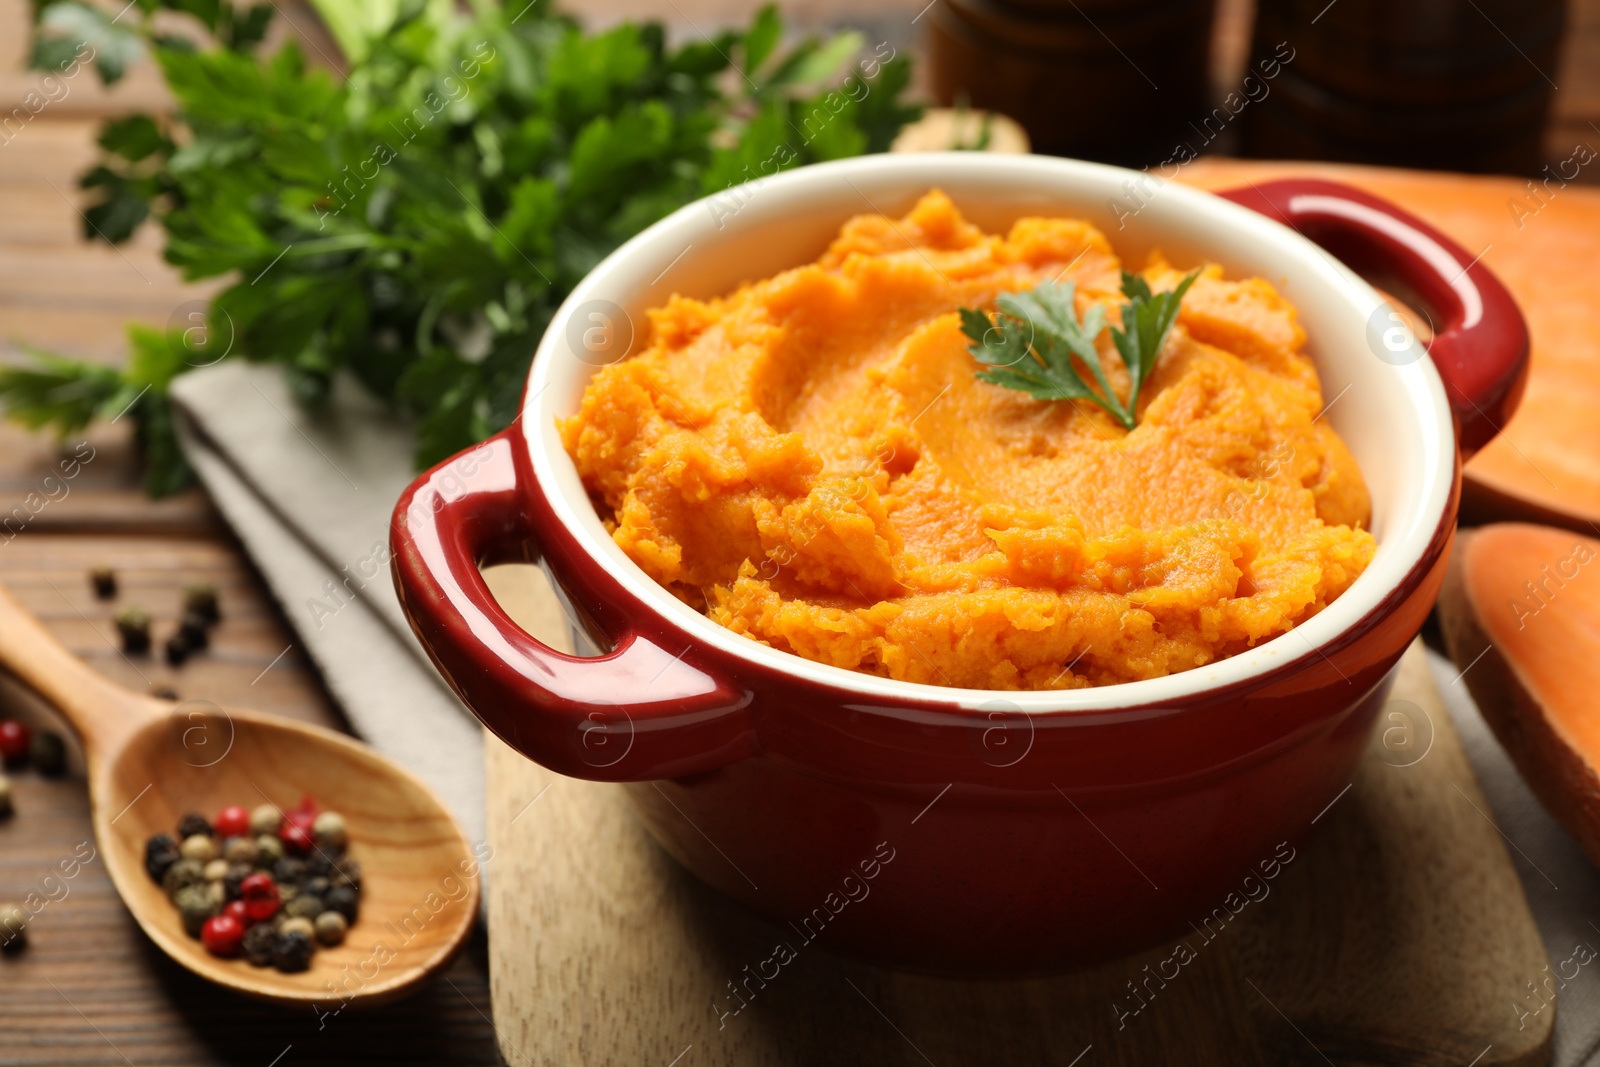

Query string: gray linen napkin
170 361 489 847
172 360 1600 1060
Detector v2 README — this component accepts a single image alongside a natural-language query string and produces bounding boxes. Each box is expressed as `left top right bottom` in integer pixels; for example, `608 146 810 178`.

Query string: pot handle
1216 178 1529 458
390 429 754 782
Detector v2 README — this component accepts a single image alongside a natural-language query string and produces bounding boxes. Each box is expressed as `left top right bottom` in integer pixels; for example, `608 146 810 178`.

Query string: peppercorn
114 607 152 655
279 915 315 941
323 884 359 923
203 880 225 910
223 862 254 901
285 893 323 921
180 834 218 864
164 633 191 667
28 731 66 777
0 775 12 819
279 819 313 854
223 899 250 926
153 686 179 700
313 910 348 947
178 612 211 652
176 812 211 839
214 805 249 840
239 871 280 923
331 858 362 890
183 582 220 624
303 876 331 899
89 565 118 599
0 720 30 765
272 857 307 885
201 913 246 957
162 858 205 898
174 883 219 937
255 834 284 866
0 902 27 952
221 836 257 866
312 811 347 850
202 858 229 883
145 833 181 883
272 929 314 973
249 804 282 836
305 849 336 878
242 922 276 966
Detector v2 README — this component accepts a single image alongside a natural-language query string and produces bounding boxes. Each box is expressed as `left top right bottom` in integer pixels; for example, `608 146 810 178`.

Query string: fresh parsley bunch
7 0 919 494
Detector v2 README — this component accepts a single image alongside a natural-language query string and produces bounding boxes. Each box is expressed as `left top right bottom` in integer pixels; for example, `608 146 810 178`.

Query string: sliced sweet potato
1438 522 1600 867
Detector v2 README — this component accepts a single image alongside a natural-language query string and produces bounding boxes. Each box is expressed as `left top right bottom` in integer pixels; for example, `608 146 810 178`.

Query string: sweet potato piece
1438 523 1600 867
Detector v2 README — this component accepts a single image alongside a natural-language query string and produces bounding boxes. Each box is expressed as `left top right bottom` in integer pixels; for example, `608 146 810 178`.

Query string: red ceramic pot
391 156 1527 973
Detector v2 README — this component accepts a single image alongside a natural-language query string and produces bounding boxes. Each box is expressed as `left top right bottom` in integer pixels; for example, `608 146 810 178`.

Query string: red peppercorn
223 899 252 927
0 721 30 765
201 913 246 957
239 872 280 922
214 805 250 839
279 819 314 854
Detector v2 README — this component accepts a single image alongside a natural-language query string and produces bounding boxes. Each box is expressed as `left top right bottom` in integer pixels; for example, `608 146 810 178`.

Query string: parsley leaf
961 269 1199 429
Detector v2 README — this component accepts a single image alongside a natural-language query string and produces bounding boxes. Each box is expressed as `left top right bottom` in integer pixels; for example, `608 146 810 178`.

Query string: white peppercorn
314 910 347 946
0 902 26 951
312 811 347 850
179 834 217 863
249 804 282 836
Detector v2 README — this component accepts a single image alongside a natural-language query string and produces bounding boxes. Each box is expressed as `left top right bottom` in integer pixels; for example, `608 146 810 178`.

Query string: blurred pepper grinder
926 0 1218 165
1239 0 1567 174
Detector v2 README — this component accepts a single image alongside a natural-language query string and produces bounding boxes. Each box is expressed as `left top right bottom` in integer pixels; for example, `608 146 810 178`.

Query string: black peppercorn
242 922 276 966
183 582 220 624
153 687 179 700
303 876 331 899
323 884 359 922
223 862 254 901
28 731 66 777
89 566 117 599
164 633 190 667
271 929 314 973
144 833 182 883
331 858 362 889
176 812 211 839
305 849 337 878
272 857 307 885
114 606 151 655
177 612 210 651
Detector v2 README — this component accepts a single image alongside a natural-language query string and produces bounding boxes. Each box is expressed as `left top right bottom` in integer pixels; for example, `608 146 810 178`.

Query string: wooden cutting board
480 565 1552 1067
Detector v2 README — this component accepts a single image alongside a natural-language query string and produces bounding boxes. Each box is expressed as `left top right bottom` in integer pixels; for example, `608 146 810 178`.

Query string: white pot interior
523 154 1453 713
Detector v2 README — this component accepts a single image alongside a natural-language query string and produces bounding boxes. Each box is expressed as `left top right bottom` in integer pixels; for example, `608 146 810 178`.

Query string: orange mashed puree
560 191 1375 690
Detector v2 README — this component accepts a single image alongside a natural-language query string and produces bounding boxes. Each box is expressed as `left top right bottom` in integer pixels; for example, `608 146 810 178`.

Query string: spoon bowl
0 584 477 1007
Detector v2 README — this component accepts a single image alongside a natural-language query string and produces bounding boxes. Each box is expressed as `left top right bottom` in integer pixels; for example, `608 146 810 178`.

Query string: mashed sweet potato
560 191 1375 690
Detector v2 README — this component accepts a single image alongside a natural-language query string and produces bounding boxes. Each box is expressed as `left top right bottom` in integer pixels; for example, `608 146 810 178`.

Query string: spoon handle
0 580 152 761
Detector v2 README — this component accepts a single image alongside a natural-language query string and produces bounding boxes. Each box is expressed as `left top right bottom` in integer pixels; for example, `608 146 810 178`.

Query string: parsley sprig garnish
960 269 1199 429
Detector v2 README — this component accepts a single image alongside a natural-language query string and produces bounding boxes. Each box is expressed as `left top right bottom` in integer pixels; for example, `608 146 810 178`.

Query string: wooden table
1 0 1599 1064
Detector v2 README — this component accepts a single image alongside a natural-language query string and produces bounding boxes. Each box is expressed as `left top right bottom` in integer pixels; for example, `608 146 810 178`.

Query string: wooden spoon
0 582 478 1006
